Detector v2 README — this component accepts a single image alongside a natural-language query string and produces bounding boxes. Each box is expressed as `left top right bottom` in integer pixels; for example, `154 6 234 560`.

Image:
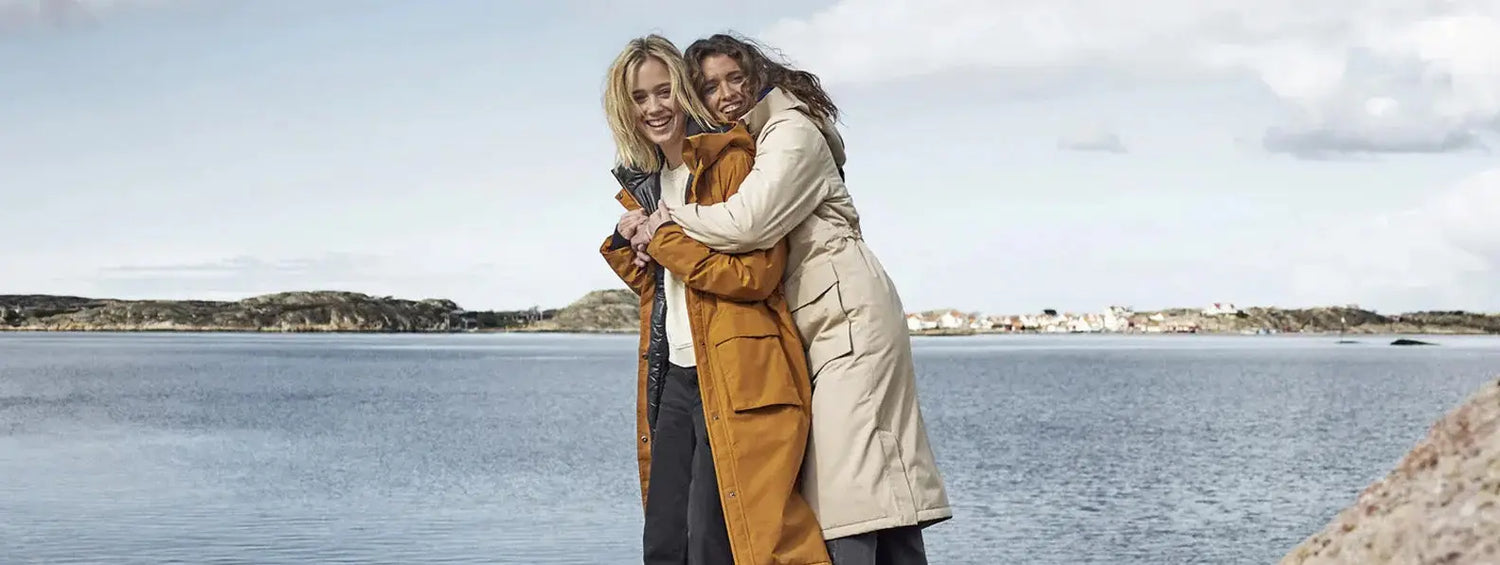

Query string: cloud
1286 168 1500 310
761 0 1500 159
1263 125 1486 160
0 0 183 32
1058 128 1127 153
92 253 501 305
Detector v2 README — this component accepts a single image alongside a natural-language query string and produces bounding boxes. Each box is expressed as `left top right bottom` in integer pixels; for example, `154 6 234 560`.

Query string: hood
742 87 847 169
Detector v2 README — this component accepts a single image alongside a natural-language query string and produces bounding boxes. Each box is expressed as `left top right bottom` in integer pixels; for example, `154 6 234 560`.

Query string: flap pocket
709 306 802 412
805 321 853 380
785 260 854 379
786 260 839 313
708 303 780 345
716 335 802 412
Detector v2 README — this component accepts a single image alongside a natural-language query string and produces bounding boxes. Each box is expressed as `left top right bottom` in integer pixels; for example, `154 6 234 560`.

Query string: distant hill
0 291 461 332
527 289 638 333
1143 306 1500 335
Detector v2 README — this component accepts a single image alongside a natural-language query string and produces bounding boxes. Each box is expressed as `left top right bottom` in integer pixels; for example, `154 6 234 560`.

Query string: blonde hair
603 35 719 172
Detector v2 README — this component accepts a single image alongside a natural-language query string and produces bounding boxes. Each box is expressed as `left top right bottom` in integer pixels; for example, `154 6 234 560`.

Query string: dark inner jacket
609 120 730 435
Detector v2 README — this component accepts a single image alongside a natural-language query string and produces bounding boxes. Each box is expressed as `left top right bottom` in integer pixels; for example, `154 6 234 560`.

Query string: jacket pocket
785 260 854 379
709 304 801 412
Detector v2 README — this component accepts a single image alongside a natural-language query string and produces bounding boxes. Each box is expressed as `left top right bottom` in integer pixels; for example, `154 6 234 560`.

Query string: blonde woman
598 35 830 565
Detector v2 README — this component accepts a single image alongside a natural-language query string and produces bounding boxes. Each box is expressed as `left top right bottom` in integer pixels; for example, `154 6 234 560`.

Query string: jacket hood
742 87 847 169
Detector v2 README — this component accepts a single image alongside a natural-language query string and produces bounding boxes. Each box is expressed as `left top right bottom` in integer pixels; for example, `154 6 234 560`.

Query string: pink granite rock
1281 379 1500 565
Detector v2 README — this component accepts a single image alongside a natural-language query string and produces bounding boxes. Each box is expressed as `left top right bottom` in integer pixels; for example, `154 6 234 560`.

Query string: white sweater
658 162 696 368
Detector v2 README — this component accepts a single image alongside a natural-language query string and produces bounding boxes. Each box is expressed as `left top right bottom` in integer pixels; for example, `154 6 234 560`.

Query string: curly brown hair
684 33 839 124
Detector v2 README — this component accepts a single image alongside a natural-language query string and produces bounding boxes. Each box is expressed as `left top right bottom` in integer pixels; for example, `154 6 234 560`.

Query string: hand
630 231 653 268
643 206 672 238
632 248 652 268
616 209 648 240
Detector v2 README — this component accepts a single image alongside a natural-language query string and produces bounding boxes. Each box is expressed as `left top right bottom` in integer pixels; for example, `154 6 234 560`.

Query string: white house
1102 306 1133 332
937 310 968 330
1067 317 1094 333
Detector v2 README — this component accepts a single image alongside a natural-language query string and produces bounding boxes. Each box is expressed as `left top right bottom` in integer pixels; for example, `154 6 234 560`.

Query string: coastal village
905 302 1263 334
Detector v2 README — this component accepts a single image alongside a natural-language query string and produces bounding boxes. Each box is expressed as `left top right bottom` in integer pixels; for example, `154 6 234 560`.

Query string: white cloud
0 0 184 31
762 0 1500 158
1058 127 1126 153
1287 168 1500 310
88 253 508 308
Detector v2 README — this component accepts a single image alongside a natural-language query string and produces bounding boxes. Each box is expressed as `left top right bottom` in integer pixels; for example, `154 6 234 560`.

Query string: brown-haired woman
599 34 831 565
636 33 954 565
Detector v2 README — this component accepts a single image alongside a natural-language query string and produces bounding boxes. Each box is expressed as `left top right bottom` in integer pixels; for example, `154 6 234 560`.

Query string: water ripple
1 333 1497 563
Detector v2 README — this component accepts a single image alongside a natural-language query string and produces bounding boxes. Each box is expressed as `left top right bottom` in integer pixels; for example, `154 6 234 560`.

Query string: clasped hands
617 206 673 268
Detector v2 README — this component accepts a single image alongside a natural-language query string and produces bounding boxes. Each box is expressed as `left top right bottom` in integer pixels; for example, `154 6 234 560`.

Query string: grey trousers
826 525 928 565
642 364 733 565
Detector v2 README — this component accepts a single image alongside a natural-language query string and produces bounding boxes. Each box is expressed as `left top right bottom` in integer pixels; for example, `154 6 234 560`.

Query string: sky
2 0 1498 314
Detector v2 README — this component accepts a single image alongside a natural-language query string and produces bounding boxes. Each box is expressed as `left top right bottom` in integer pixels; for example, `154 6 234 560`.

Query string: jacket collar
739 87 847 169
611 119 733 211
684 122 754 172
611 165 659 212
740 86 802 137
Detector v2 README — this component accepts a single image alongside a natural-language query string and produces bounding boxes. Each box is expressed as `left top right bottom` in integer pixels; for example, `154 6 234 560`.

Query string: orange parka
600 123 830 565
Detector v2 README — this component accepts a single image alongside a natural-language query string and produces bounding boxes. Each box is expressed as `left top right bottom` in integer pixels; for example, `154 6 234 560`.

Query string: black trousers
642 364 733 564
826 526 928 565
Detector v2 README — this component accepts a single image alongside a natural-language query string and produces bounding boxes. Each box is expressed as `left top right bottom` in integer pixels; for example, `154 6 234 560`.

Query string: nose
643 96 668 116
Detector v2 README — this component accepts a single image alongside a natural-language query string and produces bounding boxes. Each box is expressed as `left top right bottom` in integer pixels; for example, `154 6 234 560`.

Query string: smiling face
698 53 752 122
604 35 718 172
629 56 684 150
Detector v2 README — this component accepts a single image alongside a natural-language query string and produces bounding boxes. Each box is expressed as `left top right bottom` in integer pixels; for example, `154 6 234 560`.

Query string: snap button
640 435 649 443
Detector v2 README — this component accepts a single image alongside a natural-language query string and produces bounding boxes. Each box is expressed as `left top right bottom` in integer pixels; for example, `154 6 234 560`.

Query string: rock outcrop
1280 379 1500 564
0 291 461 332
529 289 637 332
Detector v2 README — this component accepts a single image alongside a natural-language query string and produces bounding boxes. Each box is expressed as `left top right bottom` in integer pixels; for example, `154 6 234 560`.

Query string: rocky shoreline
4 289 1498 335
0 291 468 333
1279 378 1500 564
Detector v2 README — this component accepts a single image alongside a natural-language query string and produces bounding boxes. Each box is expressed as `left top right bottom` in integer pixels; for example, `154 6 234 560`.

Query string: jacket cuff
608 230 632 251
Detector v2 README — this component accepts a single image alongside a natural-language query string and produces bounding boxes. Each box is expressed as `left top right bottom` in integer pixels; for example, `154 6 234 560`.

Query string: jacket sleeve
647 225 787 302
600 229 653 296
666 114 831 254
647 150 787 302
